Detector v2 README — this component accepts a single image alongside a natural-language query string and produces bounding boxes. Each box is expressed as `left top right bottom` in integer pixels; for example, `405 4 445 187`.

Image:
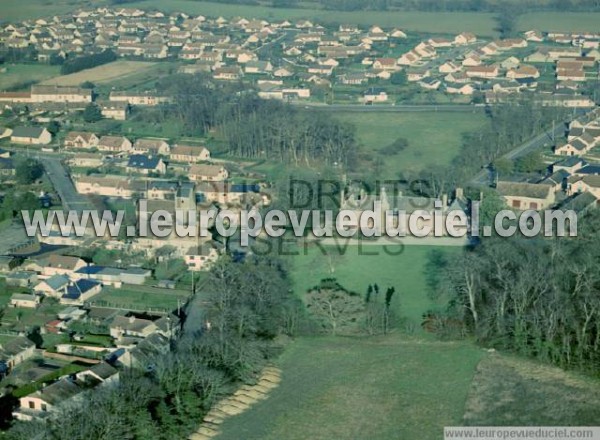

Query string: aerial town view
0 0 599 439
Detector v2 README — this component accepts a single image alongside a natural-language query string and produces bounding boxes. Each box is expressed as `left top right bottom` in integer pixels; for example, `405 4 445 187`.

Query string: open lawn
0 64 61 91
40 61 160 86
290 243 459 327
217 335 484 440
334 111 490 177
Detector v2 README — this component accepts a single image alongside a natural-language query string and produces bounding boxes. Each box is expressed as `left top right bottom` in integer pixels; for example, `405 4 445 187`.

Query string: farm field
127 1 499 36
0 0 98 22
216 335 484 440
127 1 600 36
40 61 160 86
517 12 600 33
334 111 490 177
0 64 61 91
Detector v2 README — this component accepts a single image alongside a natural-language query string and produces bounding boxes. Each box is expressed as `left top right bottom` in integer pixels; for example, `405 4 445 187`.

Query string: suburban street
469 119 572 186
41 155 94 213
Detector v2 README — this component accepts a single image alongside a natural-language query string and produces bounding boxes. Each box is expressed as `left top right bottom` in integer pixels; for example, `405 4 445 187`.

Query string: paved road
470 121 568 186
41 156 94 213
292 102 487 112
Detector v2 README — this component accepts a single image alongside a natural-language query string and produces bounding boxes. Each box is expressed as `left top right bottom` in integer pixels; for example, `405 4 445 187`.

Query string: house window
28 401 35 409
512 200 521 209
530 202 538 210
41 404 47 411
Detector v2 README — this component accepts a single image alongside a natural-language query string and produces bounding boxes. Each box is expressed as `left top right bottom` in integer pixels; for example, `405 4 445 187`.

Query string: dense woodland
152 74 358 167
429 211 600 373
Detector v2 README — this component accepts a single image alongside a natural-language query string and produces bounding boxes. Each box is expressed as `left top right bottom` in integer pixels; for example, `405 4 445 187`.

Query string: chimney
442 193 448 206
455 187 464 200
128 316 135 324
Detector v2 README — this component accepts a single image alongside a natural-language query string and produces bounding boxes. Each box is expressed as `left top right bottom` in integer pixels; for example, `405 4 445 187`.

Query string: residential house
17 378 82 420
465 65 499 79
363 87 388 103
0 158 16 177
372 58 398 71
213 66 243 81
75 175 143 199
10 293 40 309
439 61 461 73
68 153 104 168
497 54 520 69
60 279 102 305
506 65 540 79
445 83 475 95
64 131 99 149
5 271 37 288
11 127 52 145
496 181 555 210
132 138 170 155
30 85 92 103
524 30 544 42
109 91 172 106
0 337 35 370
97 136 132 153
33 274 69 298
553 156 587 174
110 315 157 340
185 243 219 271
462 53 483 67
169 145 210 163
189 164 229 182
126 154 166 175
454 32 476 45
100 102 129 120
244 60 273 74
41 255 87 277
568 175 600 199
75 362 119 386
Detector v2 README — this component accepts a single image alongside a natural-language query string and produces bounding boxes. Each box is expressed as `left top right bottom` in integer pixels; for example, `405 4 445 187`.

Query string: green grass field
217 335 484 440
126 1 600 36
517 12 600 32
128 0 498 35
334 111 490 177
40 61 159 86
0 0 100 22
91 286 191 312
290 244 459 330
0 64 61 91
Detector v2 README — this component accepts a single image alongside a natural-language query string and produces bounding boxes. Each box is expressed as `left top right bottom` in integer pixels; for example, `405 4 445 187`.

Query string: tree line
429 210 600 373
149 74 358 167
60 50 117 75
